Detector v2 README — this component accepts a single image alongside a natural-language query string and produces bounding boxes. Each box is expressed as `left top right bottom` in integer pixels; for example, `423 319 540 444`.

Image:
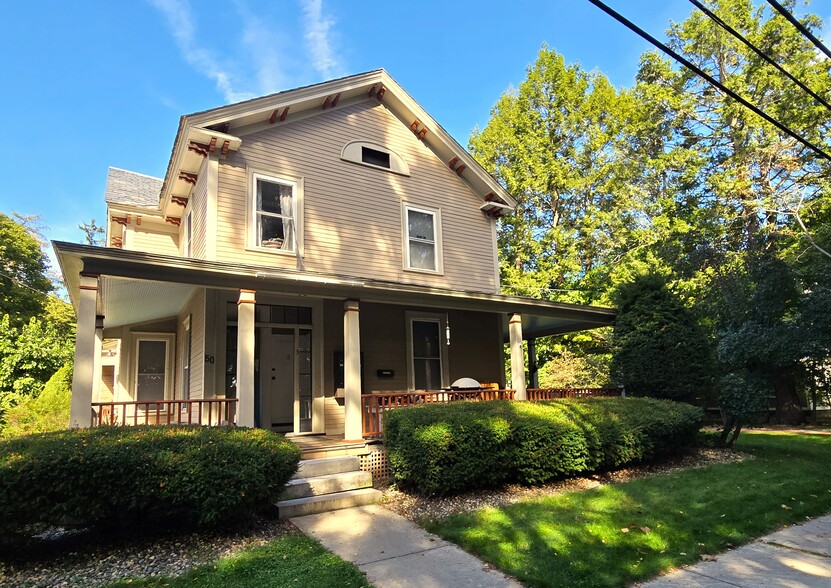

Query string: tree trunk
771 373 803 425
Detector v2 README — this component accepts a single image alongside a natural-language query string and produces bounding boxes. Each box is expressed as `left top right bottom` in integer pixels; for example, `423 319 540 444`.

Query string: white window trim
247 170 305 257
405 312 449 390
131 332 176 403
402 203 443 274
183 209 193 258
181 315 192 401
341 141 410 176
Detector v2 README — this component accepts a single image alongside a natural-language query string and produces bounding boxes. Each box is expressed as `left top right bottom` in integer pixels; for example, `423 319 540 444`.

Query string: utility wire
766 0 831 61
688 0 831 113
586 0 831 162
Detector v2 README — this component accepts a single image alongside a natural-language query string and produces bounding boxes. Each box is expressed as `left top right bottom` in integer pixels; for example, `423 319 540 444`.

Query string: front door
259 328 294 432
258 327 313 433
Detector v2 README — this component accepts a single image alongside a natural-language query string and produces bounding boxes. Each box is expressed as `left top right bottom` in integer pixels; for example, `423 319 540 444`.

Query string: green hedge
384 397 703 495
0 426 300 542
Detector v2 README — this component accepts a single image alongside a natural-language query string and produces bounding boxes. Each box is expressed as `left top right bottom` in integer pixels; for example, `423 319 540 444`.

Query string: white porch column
509 313 527 401
343 300 362 440
92 315 104 402
236 289 256 428
69 273 99 427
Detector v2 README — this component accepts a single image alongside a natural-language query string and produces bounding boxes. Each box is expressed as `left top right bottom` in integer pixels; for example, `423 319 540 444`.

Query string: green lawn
426 432 831 588
108 532 373 588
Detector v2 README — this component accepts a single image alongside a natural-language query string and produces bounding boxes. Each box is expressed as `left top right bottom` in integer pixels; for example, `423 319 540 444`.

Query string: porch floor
287 434 371 459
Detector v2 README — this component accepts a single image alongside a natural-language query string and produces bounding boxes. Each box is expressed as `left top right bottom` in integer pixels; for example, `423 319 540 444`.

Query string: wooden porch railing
526 387 621 401
361 389 516 438
91 398 237 427
361 387 622 438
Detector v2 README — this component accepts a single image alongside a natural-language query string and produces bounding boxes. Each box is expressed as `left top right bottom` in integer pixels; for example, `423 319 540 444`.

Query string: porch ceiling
100 276 196 329
54 242 616 338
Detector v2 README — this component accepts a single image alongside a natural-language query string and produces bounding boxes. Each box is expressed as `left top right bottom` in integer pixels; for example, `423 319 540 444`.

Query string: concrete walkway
640 515 831 587
291 504 521 588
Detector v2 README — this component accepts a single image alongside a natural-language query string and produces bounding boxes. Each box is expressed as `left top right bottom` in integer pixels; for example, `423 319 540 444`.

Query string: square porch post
69 273 99 427
343 300 362 440
236 289 256 428
509 313 527 400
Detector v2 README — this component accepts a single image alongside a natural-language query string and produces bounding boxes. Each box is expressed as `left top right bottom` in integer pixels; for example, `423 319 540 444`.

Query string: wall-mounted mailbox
376 369 394 378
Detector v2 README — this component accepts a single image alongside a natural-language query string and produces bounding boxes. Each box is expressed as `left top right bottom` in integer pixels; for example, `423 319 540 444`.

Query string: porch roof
53 242 616 339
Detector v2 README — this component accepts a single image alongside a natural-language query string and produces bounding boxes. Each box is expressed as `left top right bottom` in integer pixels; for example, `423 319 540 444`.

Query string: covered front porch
55 242 617 439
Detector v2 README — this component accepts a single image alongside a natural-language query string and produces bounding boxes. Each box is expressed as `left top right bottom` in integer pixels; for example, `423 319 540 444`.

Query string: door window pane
137 340 166 402
412 320 441 390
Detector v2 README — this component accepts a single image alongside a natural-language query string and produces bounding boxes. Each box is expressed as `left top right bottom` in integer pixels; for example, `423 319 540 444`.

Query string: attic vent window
341 141 410 176
362 146 390 168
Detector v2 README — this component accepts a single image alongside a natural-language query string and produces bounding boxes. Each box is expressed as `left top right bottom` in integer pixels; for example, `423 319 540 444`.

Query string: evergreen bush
384 397 703 495
0 425 300 544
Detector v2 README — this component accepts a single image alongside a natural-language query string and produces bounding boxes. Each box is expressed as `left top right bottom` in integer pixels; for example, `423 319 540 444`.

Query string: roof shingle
104 167 162 210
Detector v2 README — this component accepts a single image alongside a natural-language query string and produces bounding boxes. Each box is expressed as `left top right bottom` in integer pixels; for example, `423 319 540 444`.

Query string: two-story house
54 70 615 440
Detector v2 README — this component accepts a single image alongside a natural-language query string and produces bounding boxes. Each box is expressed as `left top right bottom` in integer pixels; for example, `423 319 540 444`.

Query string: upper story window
341 141 410 176
250 172 303 254
403 204 443 273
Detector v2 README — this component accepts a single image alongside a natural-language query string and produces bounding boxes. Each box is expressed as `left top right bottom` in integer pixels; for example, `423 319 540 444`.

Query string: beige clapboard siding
324 397 345 434
99 366 115 403
176 288 206 400
129 225 179 256
189 158 208 259
215 99 498 292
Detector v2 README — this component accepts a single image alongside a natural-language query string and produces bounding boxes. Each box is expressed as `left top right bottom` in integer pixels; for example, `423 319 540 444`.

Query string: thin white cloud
235 2 288 95
300 0 342 78
148 0 254 103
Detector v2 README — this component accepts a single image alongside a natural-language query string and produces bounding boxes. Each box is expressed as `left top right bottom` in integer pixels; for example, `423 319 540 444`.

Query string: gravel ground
0 517 296 588
380 446 747 523
1 447 743 587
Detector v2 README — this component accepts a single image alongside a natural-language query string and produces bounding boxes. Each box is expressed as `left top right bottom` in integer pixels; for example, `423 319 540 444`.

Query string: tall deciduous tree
0 212 52 327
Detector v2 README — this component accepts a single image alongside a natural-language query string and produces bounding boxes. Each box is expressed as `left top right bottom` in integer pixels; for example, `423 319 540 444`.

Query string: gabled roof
104 167 163 211
158 69 517 219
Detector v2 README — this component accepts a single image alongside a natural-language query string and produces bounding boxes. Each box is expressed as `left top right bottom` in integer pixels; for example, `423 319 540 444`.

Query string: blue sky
1 0 829 252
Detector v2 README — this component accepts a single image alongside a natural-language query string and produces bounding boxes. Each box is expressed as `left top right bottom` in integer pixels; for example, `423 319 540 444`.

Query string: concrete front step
281 470 373 501
295 455 360 479
277 487 383 519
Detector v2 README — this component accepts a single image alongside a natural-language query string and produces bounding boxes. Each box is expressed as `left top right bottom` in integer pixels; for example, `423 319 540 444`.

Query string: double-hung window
404 205 442 273
252 173 300 253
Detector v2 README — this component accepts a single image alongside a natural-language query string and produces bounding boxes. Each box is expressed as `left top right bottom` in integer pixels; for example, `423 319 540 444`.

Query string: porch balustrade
91 398 237 427
361 389 516 439
361 387 622 438
526 387 621 401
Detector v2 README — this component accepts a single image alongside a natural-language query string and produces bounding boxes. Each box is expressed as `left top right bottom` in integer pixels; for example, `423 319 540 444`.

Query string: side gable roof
104 167 163 211
158 70 516 219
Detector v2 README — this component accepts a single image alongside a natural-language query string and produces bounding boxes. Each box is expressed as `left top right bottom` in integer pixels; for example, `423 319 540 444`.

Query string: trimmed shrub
0 425 300 543
1 363 72 438
384 397 703 495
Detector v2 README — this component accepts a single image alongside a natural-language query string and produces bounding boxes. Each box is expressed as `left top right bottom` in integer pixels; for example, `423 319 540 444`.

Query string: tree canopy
475 0 830 430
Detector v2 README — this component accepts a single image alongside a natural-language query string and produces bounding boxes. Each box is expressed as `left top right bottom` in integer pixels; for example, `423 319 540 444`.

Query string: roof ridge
108 166 164 182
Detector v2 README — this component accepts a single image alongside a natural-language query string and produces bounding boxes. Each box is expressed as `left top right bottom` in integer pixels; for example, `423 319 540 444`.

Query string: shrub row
0 425 301 542
384 397 703 495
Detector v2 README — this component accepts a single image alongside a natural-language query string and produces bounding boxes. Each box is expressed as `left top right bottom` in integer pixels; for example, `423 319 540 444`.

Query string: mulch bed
380 446 746 523
0 517 295 588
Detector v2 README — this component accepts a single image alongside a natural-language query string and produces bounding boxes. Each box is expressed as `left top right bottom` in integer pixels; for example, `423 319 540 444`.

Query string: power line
766 0 831 61
586 0 831 162
688 0 831 113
